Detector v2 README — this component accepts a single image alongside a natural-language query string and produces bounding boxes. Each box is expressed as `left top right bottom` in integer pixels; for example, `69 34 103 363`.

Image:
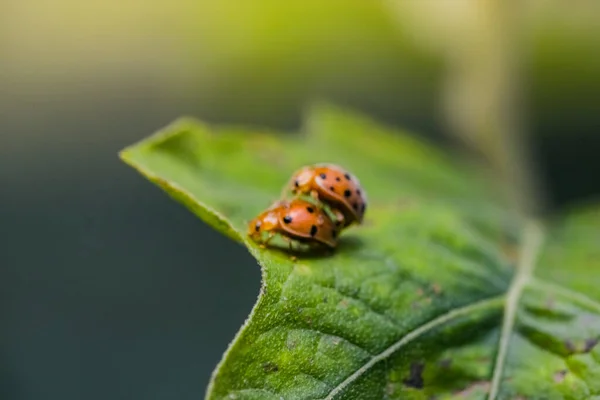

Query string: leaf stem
487 220 544 400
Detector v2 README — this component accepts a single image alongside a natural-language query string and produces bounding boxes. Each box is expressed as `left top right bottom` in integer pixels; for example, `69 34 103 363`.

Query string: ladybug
284 163 367 227
248 199 339 249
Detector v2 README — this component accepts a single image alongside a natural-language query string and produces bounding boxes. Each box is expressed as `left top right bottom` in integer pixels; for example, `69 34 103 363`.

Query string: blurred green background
1 1 599 399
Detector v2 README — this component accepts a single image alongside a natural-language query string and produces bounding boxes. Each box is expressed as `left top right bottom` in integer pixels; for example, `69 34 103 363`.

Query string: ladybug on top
283 163 367 228
248 163 367 252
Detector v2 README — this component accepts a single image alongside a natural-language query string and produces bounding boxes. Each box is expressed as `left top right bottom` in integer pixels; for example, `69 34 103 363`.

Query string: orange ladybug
248 199 338 249
284 163 367 228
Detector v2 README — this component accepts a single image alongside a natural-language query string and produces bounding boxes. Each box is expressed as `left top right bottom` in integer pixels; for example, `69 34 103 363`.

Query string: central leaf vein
487 221 545 400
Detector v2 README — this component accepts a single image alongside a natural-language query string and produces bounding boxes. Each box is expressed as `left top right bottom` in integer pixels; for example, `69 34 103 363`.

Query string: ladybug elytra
285 163 367 228
248 198 339 249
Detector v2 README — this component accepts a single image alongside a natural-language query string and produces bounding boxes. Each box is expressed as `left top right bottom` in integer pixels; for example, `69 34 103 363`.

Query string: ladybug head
248 217 262 237
291 167 314 192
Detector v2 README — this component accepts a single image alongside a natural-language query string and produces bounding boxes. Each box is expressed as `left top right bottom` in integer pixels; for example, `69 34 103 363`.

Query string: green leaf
120 104 600 400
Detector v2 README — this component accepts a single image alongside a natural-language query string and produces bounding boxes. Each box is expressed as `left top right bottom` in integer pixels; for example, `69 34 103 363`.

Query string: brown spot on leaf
553 370 567 383
416 288 424 297
564 338 598 354
565 339 577 354
403 362 425 389
584 337 599 352
431 283 442 295
338 299 349 309
262 362 279 373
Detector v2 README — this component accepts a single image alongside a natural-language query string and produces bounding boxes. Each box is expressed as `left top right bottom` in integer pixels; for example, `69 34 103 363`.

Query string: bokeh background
1 1 599 399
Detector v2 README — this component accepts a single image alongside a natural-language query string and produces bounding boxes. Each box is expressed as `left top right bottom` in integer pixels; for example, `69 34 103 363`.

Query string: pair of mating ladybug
248 164 367 250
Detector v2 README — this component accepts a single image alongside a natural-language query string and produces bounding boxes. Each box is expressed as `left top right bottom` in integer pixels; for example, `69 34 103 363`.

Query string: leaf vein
529 278 600 314
430 242 510 291
311 282 401 329
321 294 505 400
487 221 545 400
259 326 373 359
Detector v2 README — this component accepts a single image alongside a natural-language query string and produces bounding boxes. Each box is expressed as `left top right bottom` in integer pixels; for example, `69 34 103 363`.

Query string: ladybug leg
308 241 329 253
258 236 267 248
310 189 320 201
261 232 275 248
281 235 294 251
332 208 346 228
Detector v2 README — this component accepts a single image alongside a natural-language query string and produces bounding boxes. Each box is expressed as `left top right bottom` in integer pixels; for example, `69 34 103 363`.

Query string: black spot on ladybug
306 206 314 213
356 189 361 195
344 189 352 197
283 216 292 224
335 176 341 182
353 202 359 210
255 222 261 231
344 173 351 180
329 186 335 192
294 180 299 187
310 225 318 236
319 173 327 179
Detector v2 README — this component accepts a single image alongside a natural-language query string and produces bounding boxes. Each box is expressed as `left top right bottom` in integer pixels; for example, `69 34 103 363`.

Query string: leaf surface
120 105 600 400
